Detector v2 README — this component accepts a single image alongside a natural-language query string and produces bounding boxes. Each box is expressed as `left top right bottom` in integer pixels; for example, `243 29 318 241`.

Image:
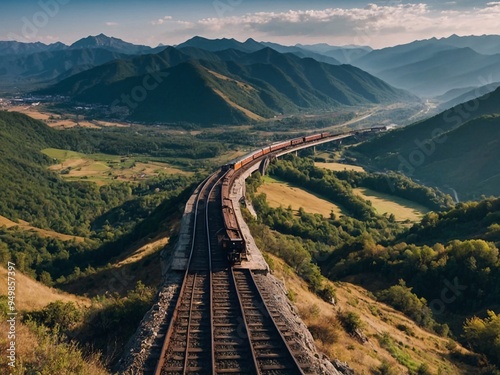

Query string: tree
377 280 435 329
463 311 500 366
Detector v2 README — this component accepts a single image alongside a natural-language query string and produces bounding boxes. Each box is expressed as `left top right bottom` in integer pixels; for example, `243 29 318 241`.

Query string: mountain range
350 35 500 97
437 81 500 111
40 46 413 125
0 48 127 89
295 43 372 64
3 33 500 99
0 34 157 56
2 33 500 124
354 86 500 199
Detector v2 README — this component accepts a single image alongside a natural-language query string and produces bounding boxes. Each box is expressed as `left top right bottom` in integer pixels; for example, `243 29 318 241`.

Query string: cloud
152 16 173 26
105 22 119 26
157 3 500 48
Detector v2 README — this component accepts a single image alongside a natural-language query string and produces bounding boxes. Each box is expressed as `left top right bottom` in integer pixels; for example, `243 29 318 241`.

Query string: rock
333 359 356 375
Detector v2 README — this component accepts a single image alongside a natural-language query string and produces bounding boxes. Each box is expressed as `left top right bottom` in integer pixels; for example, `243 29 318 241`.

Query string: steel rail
230 268 261 374
241 269 305 375
153 173 217 375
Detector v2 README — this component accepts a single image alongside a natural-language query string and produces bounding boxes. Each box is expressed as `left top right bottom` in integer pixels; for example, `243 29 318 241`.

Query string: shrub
319 284 336 303
396 324 415 337
378 360 399 375
24 301 83 332
337 310 363 334
308 316 340 345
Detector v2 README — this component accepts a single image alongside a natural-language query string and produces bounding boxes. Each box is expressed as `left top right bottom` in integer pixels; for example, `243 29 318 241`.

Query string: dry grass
114 237 169 268
42 148 192 184
8 106 128 129
7 106 104 129
212 89 265 121
92 120 129 128
0 320 107 375
0 215 85 242
315 161 366 173
0 266 89 311
206 69 256 91
61 223 177 297
258 178 343 217
354 187 429 222
8 106 53 120
266 253 477 375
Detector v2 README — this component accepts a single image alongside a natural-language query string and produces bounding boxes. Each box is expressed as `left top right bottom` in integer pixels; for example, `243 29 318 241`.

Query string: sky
1 0 499 48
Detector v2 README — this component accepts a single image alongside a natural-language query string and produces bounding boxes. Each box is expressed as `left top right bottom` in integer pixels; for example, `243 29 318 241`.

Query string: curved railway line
145 129 387 374
153 169 308 374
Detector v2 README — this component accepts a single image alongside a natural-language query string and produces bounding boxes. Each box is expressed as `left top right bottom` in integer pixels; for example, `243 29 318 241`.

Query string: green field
259 176 344 217
354 187 429 222
259 175 428 222
42 148 194 184
315 161 366 173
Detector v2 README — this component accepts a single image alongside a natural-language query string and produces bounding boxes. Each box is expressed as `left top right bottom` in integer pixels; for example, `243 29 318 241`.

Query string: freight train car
220 197 245 263
304 133 322 142
270 140 291 152
221 128 390 263
219 169 246 263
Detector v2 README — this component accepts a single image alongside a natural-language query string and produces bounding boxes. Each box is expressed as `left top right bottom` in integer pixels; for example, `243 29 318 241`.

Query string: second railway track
154 168 309 375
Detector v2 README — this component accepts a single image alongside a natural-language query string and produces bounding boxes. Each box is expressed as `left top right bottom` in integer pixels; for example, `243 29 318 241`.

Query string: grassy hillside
0 266 88 311
257 176 344 217
266 254 480 375
0 111 130 233
0 111 201 280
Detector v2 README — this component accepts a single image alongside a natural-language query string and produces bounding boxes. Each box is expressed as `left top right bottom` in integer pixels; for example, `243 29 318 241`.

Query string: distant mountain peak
69 34 151 54
71 34 122 47
177 36 264 53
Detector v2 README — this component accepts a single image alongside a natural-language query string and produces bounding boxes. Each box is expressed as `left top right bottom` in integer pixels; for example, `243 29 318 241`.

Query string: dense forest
0 111 216 371
0 111 205 284
247 155 500 371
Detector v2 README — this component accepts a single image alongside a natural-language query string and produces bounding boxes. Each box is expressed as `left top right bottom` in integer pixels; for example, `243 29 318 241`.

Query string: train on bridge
219 127 386 263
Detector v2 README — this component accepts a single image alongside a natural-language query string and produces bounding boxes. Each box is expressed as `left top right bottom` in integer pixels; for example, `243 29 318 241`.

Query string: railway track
154 172 219 375
154 169 307 375
233 269 309 375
